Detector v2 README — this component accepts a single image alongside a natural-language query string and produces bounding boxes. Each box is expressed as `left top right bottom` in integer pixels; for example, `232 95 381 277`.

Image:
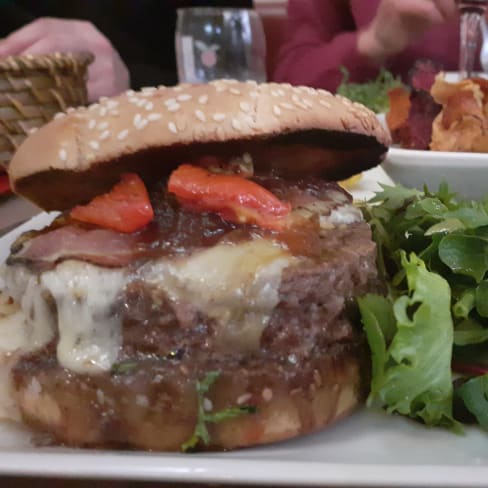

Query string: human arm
273 0 457 92
0 17 130 102
273 0 381 91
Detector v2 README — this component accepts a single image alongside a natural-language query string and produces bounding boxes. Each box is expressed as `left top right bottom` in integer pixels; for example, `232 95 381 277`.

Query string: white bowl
382 147 488 200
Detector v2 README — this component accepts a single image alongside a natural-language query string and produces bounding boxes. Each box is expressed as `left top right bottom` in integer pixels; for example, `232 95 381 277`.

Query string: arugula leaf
181 371 256 452
359 253 458 428
336 67 405 113
439 234 488 283
455 375 488 430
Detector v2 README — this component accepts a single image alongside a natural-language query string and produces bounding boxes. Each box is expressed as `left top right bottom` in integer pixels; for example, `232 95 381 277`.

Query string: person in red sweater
273 0 478 91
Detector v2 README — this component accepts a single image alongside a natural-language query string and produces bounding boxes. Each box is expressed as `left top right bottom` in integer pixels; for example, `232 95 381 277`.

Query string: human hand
358 0 457 64
0 17 130 102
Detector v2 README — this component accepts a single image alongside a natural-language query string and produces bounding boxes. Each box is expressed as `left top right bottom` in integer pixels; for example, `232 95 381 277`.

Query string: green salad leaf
456 375 488 430
336 67 405 113
359 182 488 431
359 253 457 428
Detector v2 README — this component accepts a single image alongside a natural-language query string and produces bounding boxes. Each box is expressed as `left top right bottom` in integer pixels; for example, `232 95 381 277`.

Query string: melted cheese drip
41 261 126 374
1 264 55 351
142 240 294 352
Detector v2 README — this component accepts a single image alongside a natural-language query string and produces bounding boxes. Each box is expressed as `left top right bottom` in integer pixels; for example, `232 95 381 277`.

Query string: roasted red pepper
71 173 154 233
168 164 291 230
0 173 10 194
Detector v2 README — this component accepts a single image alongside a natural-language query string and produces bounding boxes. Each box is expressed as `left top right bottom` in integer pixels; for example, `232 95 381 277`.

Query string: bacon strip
9 226 139 268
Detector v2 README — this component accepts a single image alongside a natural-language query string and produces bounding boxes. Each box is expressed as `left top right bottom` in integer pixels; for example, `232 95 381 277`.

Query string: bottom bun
12 342 367 451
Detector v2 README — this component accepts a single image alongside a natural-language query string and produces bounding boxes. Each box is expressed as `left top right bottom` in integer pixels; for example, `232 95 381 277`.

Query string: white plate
2 172 488 487
382 148 488 200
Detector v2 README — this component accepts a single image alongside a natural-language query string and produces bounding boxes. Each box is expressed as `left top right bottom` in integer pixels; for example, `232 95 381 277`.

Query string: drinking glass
458 0 488 78
175 8 266 84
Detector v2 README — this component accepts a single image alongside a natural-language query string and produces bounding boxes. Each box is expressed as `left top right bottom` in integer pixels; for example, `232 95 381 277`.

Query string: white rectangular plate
1 167 487 487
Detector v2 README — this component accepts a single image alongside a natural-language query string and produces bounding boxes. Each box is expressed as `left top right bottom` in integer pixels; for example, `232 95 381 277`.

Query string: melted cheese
0 239 293 376
142 240 294 352
1 264 55 352
41 261 126 374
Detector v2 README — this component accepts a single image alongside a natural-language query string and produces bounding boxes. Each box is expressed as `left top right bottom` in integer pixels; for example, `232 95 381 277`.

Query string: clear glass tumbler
175 7 267 84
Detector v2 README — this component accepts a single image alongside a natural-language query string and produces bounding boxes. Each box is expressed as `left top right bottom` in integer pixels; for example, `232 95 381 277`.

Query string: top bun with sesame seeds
9 80 390 210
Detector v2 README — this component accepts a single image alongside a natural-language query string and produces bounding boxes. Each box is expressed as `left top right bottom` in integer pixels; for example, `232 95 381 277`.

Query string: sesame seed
99 107 107 117
59 148 67 161
243 152 252 164
277 89 285 96
232 118 243 132
147 113 162 121
106 100 119 109
273 105 282 116
88 119 96 130
136 119 148 130
167 103 180 112
173 86 183 92
97 121 108 130
195 109 206 122
88 103 99 111
99 130 110 140
99 96 108 103
142 86 157 93
239 101 251 112
126 89 135 96
66 107 75 113
96 389 105 405
168 121 178 134
137 99 147 107
164 98 177 106
262 388 273 402
133 113 142 127
54 112 65 120
213 113 226 122
229 88 241 95
117 129 129 140
318 89 331 96
198 94 209 104
145 101 154 111
89 140 100 150
280 102 294 110
28 127 38 134
271 90 280 97
237 393 252 405
319 100 332 108
203 398 213 412
302 98 313 108
177 94 192 102
136 395 149 408
129 97 139 104
249 91 259 98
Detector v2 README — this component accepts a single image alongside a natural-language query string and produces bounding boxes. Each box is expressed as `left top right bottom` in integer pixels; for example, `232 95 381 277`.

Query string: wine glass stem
459 10 484 78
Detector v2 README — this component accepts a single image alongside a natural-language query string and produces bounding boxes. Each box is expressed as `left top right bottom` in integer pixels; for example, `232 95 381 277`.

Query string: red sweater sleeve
273 0 379 91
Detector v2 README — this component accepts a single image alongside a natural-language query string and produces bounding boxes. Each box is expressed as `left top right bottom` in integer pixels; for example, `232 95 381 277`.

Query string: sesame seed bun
9 80 390 211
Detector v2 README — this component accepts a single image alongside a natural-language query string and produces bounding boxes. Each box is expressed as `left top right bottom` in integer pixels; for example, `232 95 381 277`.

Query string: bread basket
0 52 93 170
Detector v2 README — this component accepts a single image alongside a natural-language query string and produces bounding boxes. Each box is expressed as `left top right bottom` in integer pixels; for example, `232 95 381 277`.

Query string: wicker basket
0 52 93 170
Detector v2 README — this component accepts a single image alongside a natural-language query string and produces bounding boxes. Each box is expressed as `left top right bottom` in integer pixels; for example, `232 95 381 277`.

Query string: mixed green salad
337 67 404 114
359 183 488 432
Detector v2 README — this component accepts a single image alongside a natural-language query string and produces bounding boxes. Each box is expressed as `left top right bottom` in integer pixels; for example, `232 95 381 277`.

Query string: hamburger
0 80 390 451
